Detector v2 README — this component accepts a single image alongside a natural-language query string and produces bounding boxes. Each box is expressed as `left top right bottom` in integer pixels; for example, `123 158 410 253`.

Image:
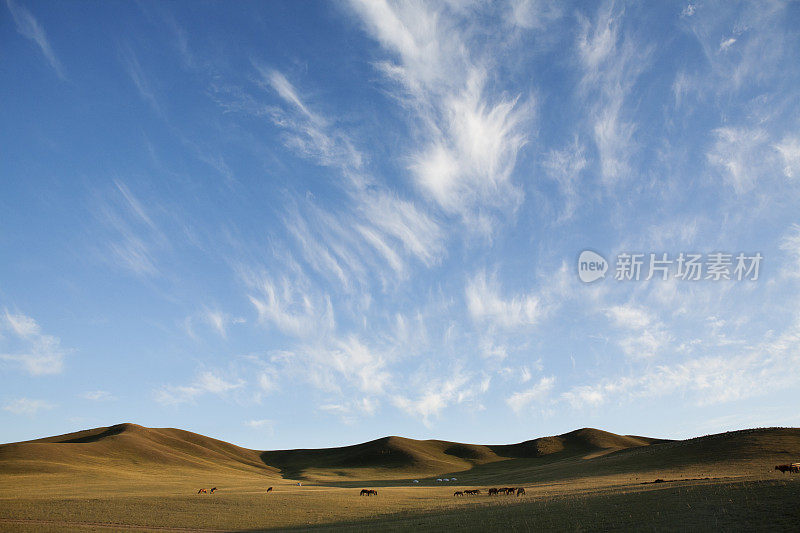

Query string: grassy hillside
2 424 799 531
0 422 279 476
4 424 798 484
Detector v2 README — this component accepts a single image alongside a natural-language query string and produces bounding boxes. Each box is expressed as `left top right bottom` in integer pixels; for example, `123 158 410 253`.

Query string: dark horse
360 489 378 496
197 488 207 494
266 487 273 492
775 464 800 473
454 491 464 497
209 487 217 493
516 487 526 496
488 488 499 495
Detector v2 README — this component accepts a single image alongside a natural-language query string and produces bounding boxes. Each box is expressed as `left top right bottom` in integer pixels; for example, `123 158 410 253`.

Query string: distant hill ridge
2 423 799 481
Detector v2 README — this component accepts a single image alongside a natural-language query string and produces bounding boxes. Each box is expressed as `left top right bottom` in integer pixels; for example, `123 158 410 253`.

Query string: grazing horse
266 487 273 492
775 464 794 473
197 488 207 494
360 489 378 496
454 491 464 497
464 489 480 495
488 488 499 496
516 487 526 496
209 487 217 494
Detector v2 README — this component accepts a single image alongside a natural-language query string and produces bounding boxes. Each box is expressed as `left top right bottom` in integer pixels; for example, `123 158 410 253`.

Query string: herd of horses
198 462 800 497
774 463 800 473
197 461 800 497
197 485 529 497
488 487 525 496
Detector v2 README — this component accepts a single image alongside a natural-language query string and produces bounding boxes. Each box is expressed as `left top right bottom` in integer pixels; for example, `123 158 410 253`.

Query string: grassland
1 424 799 531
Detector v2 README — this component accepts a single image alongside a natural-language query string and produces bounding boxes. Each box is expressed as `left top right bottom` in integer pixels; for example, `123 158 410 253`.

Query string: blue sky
2 0 800 450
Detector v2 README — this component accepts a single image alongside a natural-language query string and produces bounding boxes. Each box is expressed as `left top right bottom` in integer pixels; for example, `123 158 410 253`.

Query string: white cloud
604 304 670 359
319 397 378 421
681 4 696 17
0 309 66 375
6 0 64 78
245 419 274 433
392 370 476 426
718 37 736 52
780 224 800 278
507 376 555 414
288 336 391 396
257 369 279 394
577 3 650 186
543 138 588 220
81 390 114 401
255 64 363 171
466 271 542 328
707 126 769 194
201 309 242 338
775 136 800 179
3 398 54 416
155 370 245 405
121 45 161 113
241 266 334 338
95 180 168 277
505 0 563 30
350 0 532 231
562 311 800 409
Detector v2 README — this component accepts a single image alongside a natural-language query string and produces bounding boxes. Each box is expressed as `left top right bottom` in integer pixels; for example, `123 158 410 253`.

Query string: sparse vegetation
1 424 799 531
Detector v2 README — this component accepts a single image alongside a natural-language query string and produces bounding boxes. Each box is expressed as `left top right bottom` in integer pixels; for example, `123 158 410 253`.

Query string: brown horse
454 491 464 497
488 488 499 495
360 489 378 496
266 487 273 492
464 489 480 495
516 487 526 496
197 488 207 494
775 464 797 473
209 487 217 493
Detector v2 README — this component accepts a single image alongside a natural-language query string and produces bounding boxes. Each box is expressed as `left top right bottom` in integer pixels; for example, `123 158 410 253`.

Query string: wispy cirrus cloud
707 126 770 194
577 2 650 186
0 309 66 375
466 271 542 329
604 304 671 359
94 180 168 277
5 0 64 78
120 45 161 114
507 375 555 414
241 266 335 338
392 368 488 426
273 335 391 396
81 390 115 401
562 309 800 410
350 0 532 232
775 136 800 179
3 397 54 416
154 370 244 405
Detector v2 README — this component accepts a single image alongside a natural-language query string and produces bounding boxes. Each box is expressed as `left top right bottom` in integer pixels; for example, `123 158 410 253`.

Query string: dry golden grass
1 424 799 531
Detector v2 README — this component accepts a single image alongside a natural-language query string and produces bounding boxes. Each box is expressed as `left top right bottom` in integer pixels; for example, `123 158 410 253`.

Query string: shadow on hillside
57 424 128 444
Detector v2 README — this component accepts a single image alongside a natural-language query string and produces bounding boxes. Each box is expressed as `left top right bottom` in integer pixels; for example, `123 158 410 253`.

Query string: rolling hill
0 422 279 476
2 423 799 483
